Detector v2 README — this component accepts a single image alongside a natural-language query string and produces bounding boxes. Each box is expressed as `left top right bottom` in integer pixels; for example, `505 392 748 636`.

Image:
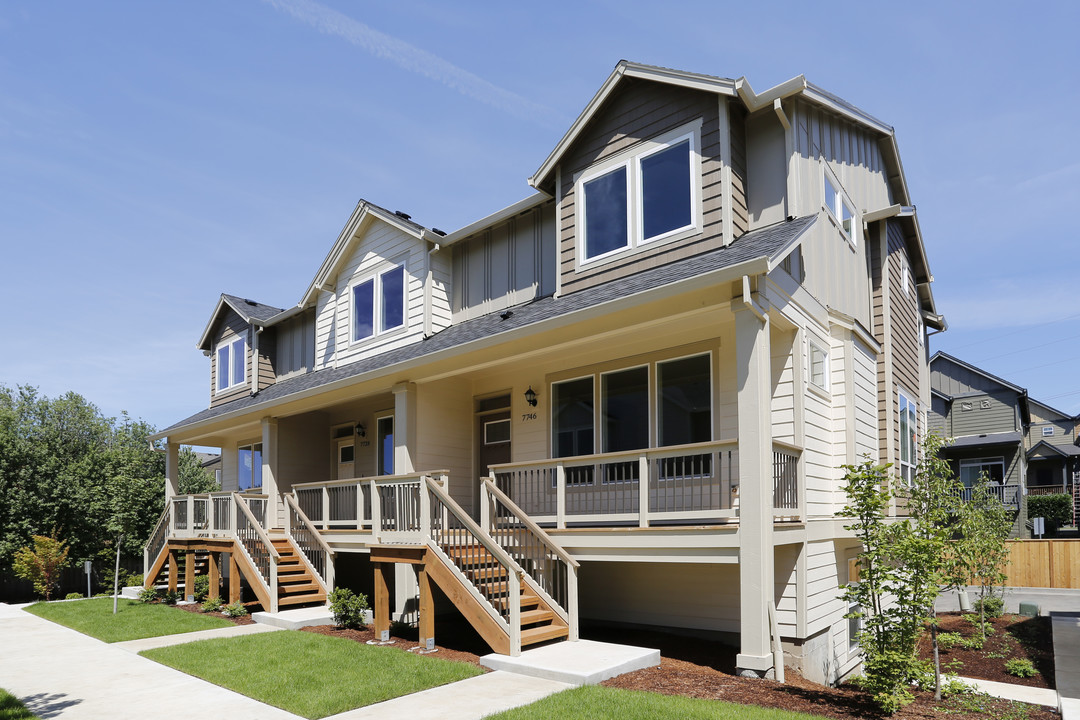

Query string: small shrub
222 601 248 617
328 587 369 630
138 586 160 603
162 589 181 605
940 676 974 698
937 631 962 650
12 534 71 601
959 635 984 651
1004 658 1036 678
944 658 965 674
975 595 1005 618
124 572 143 587
1027 494 1072 535
201 595 224 613
192 575 210 602
93 592 110 598
64 592 84 600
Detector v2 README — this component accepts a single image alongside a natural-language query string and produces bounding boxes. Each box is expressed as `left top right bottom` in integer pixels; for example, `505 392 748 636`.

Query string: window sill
577 224 702 273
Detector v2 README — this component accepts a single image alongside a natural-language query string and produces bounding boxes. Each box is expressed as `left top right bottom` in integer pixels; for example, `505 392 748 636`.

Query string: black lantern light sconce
524 386 538 407
355 423 366 438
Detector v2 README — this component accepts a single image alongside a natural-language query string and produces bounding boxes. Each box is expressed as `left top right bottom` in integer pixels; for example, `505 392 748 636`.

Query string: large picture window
577 125 700 265
602 366 649 453
216 337 246 392
959 457 1005 488
657 354 712 447
238 442 262 491
352 263 406 344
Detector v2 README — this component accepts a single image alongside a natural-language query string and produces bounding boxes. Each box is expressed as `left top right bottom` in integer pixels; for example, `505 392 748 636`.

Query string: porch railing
489 440 802 527
144 503 172 576
233 492 280 611
291 471 449 536
285 493 335 590
480 477 579 640
1027 484 1072 497
165 492 268 539
955 483 1021 507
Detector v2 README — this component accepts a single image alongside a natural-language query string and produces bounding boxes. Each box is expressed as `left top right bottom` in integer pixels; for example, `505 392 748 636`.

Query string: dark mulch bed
589 625 1055 720
301 624 488 668
170 599 256 625
919 612 1054 689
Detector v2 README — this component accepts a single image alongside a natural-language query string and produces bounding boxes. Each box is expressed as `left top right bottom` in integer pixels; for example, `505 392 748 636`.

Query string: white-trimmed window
1042 426 1055 437
577 123 701 265
351 263 406 344
808 338 830 393
216 336 246 392
376 415 394 476
848 601 861 650
484 419 511 445
822 166 857 248
898 389 917 486
959 457 1005 488
238 442 262 491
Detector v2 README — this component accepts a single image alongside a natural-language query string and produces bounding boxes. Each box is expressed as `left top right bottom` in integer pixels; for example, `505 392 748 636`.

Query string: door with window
476 396 512 510
336 438 355 480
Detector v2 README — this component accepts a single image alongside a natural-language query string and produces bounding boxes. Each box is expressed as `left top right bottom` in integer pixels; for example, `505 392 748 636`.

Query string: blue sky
1 1 1078 432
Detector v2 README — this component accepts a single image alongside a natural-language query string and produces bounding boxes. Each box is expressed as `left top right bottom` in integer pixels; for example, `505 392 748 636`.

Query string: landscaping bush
192 575 210 602
138 586 159 603
162 589 180 605
329 587 369 630
973 595 1004 619
124 572 143 587
937 632 962 650
1004 658 1036 678
1027 494 1072 535
65 592 84 600
222 601 248 617
201 596 223 613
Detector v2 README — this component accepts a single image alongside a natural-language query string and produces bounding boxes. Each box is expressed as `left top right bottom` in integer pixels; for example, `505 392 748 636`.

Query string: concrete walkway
953 676 1058 707
1053 612 1080 720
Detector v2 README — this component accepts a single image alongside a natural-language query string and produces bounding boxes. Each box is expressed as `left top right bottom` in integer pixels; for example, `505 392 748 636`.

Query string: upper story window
1042 426 1055 437
576 123 701 266
808 338 830 393
822 166 857 248
898 389 917 486
216 336 246 392
352 263 406 344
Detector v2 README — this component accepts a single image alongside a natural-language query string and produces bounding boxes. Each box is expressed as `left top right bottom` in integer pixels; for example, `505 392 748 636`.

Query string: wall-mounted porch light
355 423 366 438
524 386 538 407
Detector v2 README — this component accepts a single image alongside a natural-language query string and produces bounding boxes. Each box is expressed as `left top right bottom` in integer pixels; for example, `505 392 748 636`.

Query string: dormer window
577 122 701 266
352 263 406 343
823 166 857 248
216 337 246 392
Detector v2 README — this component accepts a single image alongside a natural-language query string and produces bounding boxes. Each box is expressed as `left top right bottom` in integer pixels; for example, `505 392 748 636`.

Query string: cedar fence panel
1000 539 1080 589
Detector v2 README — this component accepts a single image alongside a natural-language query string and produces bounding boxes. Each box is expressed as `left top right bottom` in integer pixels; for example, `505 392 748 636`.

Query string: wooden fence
1000 539 1080 589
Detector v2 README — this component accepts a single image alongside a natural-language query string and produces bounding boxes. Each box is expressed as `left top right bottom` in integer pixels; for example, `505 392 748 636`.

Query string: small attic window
1043 426 1054 437
216 337 246 393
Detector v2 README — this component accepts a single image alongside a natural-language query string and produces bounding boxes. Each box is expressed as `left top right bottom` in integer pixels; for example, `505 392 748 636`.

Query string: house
145 61 943 684
929 351 1079 536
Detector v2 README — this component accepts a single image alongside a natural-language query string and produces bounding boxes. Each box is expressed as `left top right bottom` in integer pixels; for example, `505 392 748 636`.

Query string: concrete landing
479 639 660 685
252 604 338 629
1053 611 1080 719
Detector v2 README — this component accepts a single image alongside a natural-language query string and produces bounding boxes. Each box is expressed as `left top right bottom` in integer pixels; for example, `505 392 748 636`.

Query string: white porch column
165 441 180 501
392 382 417 474
734 292 776 679
262 417 280 528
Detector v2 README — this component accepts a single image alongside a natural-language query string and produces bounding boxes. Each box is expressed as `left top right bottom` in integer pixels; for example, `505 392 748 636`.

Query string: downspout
741 275 768 322
252 326 263 395
423 239 441 338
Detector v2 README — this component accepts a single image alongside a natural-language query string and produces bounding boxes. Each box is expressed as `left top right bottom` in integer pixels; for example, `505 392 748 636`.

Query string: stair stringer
423 541 511 655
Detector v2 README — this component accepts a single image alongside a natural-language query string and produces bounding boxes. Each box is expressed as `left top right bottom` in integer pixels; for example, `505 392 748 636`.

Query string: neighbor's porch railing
955 483 1021 507
1027 484 1072 497
489 440 802 528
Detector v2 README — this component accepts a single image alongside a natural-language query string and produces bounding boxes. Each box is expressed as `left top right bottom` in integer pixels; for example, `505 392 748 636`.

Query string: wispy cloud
262 0 562 127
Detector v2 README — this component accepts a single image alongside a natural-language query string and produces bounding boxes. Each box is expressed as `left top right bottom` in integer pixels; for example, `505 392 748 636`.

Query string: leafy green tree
178 446 219 494
955 476 1011 639
1027 493 1072 536
13 534 70 600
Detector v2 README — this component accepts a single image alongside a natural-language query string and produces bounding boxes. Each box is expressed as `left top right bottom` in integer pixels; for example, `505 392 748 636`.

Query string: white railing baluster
556 463 566 529
322 487 330 531
638 454 650 528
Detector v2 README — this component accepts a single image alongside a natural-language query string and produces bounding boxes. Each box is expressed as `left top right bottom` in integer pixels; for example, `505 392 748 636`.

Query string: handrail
482 477 579 569
234 493 281 560
424 478 521 578
293 470 450 490
143 502 172 574
489 441 736 472
285 494 336 559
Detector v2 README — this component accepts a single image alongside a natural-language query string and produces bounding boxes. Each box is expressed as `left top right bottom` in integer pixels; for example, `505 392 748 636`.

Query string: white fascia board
438 192 550 247
196 295 233 350
154 255 771 442
735 75 808 112
762 217 817 274
801 86 894 136
529 61 737 189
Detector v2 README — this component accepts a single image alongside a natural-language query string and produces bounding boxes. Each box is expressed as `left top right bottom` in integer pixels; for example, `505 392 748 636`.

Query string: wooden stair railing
285 493 336 591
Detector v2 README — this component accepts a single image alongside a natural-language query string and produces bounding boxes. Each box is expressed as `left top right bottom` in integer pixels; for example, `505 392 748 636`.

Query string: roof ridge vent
394 210 412 221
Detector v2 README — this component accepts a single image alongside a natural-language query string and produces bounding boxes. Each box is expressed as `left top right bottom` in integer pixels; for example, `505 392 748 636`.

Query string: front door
336 438 355 480
475 396 512 511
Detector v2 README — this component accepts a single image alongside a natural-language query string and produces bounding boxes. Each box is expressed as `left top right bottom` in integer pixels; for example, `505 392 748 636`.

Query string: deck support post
184 549 195 602
208 550 220 601
229 552 241 604
167 547 178 593
374 562 391 641
417 565 434 651
262 417 280 529
734 287 777 680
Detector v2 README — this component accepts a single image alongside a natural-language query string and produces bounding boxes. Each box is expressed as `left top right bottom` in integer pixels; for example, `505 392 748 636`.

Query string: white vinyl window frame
237 441 263 491
655 351 714 449
807 337 830 394
215 336 247 394
898 388 917 487
348 260 408 347
575 121 703 268
484 418 512 445
822 163 858 249
599 363 652 457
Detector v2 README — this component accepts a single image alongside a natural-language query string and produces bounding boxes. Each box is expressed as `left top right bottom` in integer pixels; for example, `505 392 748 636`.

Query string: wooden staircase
440 542 568 649
151 550 209 592
270 535 326 608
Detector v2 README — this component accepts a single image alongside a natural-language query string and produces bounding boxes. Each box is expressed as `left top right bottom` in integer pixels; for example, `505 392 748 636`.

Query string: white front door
336 438 355 480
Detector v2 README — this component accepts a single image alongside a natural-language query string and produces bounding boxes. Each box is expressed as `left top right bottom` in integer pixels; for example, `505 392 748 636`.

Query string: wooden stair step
520 608 555 625
466 566 509 581
277 565 308 576
277 592 326 607
521 624 568 646
279 581 321 595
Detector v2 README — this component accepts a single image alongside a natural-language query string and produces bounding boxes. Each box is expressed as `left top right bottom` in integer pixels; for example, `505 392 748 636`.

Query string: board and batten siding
931 357 1014 397
315 220 430 371
209 309 252 408
556 78 741 295
853 338 879 460
274 309 316 381
450 202 556 322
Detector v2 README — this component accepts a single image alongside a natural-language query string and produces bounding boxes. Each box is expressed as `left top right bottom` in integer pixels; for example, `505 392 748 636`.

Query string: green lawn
484 686 830 720
0 689 38 720
141 631 483 719
24 598 233 643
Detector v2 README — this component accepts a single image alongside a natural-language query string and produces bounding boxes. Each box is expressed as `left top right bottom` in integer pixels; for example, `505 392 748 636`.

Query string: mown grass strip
24 598 232 643
0 689 39 720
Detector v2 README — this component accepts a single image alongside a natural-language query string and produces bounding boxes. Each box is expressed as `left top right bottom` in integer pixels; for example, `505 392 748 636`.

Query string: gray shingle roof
945 432 1023 450
161 216 814 435
222 294 285 324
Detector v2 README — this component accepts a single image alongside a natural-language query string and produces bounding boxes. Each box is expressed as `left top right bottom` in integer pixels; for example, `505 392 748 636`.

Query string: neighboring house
146 61 943 684
196 452 222 487
929 351 1079 537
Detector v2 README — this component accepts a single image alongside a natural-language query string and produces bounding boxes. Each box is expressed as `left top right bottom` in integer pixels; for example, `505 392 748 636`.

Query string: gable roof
156 215 814 439
1026 439 1080 459
930 352 1027 396
299 199 440 309
1028 397 1077 422
196 294 286 351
